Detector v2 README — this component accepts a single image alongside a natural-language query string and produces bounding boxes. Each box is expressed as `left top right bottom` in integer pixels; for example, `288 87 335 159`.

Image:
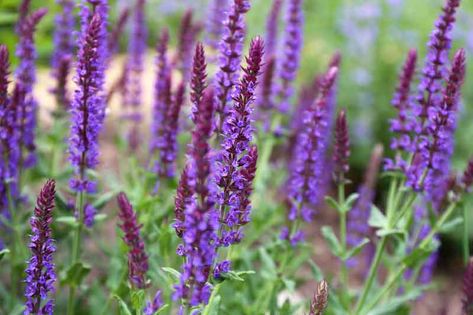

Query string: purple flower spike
205 0 230 52
408 49 466 195
174 9 199 83
386 49 418 171
216 37 264 248
265 0 283 55
15 7 48 168
333 109 350 184
50 0 75 108
0 46 20 219
191 42 208 123
214 0 251 135
144 290 163 315
174 89 218 306
117 192 149 289
462 158 473 191
124 0 147 149
174 165 194 238
463 258 473 315
107 7 130 60
256 56 276 112
277 0 304 113
24 180 56 315
283 67 339 244
68 13 106 193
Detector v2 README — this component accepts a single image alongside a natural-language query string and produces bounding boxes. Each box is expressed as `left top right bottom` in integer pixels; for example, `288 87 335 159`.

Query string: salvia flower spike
283 67 338 244
309 280 329 315
68 13 106 193
205 0 230 52
24 179 56 315
214 0 251 135
117 192 149 289
264 0 283 55
462 158 473 191
50 0 75 108
0 45 20 220
174 89 218 306
215 37 264 249
190 42 208 123
174 9 198 83
386 49 417 171
107 7 130 61
333 109 350 184
278 0 304 113
15 8 48 169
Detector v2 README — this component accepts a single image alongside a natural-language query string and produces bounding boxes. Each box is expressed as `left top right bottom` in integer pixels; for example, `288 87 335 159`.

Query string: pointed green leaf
113 295 132 315
368 206 387 229
321 226 342 257
56 216 79 228
131 290 145 312
0 249 10 261
343 238 370 260
344 193 360 211
161 267 181 281
325 196 341 212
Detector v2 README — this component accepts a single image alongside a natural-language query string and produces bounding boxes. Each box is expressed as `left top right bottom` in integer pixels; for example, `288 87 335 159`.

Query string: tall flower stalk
24 180 56 315
15 7 47 169
50 0 75 109
117 192 149 289
282 67 338 244
214 0 250 136
67 8 106 314
277 0 303 113
215 37 263 256
174 89 218 307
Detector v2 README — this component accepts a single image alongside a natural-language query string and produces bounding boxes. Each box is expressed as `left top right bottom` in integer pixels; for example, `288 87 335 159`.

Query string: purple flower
174 9 200 83
347 145 383 268
0 46 20 220
190 42 208 123
15 8 48 169
264 0 283 55
143 290 163 315
277 0 304 113
214 0 250 135
68 12 106 193
333 109 350 184
462 158 473 191
205 0 230 52
213 260 231 279
150 29 184 178
386 49 418 171
463 258 473 315
124 0 147 149
174 89 218 306
50 0 75 108
83 203 97 228
174 165 194 238
407 0 461 190
107 7 130 61
117 192 149 289
215 38 263 248
283 67 338 244
24 180 56 315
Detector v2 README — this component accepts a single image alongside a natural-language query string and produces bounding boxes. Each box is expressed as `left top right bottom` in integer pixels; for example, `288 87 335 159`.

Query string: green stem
338 183 348 291
464 203 470 264
353 236 387 314
67 191 85 315
364 265 406 311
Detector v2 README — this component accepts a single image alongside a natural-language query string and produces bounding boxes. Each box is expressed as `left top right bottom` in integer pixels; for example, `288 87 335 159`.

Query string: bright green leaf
321 226 342 257
161 267 181 281
369 206 387 229
56 216 79 228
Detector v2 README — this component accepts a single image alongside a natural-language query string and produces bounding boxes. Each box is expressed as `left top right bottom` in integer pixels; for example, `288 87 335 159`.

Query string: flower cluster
68 12 106 193
214 0 250 134
50 0 75 108
215 37 263 250
143 290 163 315
117 192 149 289
283 67 339 244
333 109 350 184
24 180 56 315
277 0 304 112
15 7 48 168
174 89 218 306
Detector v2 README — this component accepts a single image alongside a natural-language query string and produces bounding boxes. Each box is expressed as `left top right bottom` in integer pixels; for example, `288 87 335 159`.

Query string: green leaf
202 292 221 315
308 259 323 281
282 278 295 291
344 193 360 211
113 295 132 315
222 270 244 282
156 304 170 314
0 249 10 261
93 191 117 210
259 248 277 279
161 267 181 281
368 206 387 229
321 226 342 256
61 262 91 287
325 196 341 212
375 228 405 238
402 245 435 268
236 270 256 277
366 286 426 315
342 238 370 260
94 213 108 223
439 217 463 233
131 290 145 312
56 216 79 228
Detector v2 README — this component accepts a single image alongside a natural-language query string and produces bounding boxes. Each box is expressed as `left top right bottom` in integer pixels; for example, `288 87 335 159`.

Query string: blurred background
1 0 473 311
